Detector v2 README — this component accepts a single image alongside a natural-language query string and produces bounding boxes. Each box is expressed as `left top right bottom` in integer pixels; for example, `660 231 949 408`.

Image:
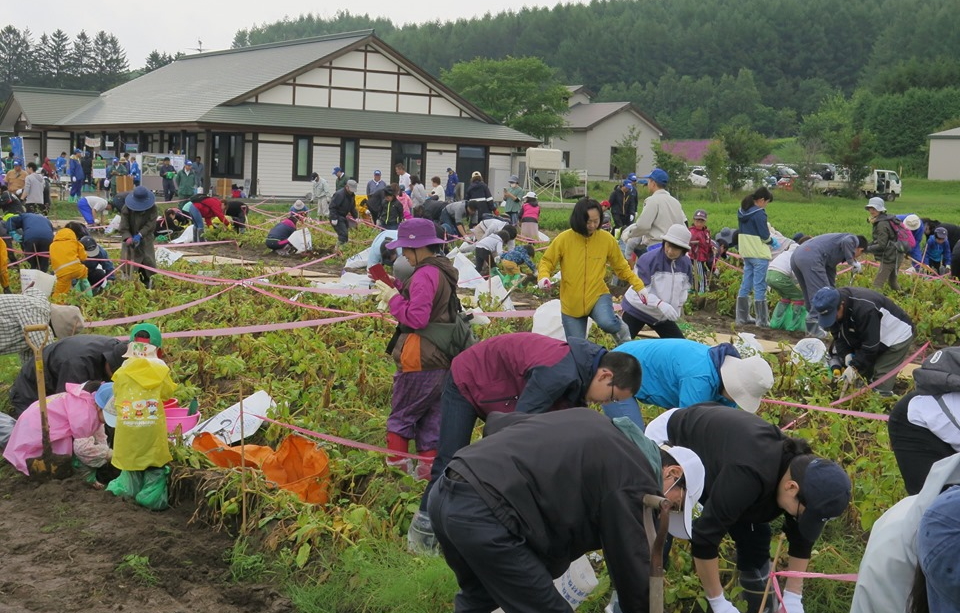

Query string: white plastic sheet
185 390 275 444
474 275 514 311
104 214 121 234
154 246 183 267
450 252 484 289
288 228 313 253
170 224 198 244
19 269 56 298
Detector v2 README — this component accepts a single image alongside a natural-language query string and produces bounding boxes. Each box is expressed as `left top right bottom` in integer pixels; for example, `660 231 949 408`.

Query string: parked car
688 166 710 188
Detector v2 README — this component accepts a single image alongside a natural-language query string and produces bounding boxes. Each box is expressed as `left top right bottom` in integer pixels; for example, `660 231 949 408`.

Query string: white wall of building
928 139 960 180
552 111 660 180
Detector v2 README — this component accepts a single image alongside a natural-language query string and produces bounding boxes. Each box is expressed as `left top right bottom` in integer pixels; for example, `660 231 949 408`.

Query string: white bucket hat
719 355 774 413
661 224 691 250
660 444 705 540
903 214 921 231
865 197 886 212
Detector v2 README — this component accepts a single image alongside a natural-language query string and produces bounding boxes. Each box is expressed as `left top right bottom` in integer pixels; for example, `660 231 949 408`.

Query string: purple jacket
451 333 605 418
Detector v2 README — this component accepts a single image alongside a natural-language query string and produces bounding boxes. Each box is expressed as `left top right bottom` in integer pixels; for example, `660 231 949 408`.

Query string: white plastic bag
19 269 56 298
450 252 485 289
735 332 764 356
104 214 122 234
474 275 514 311
792 338 827 365
170 225 198 244
532 299 591 340
344 248 371 270
154 246 183 267
185 390 275 445
288 228 313 253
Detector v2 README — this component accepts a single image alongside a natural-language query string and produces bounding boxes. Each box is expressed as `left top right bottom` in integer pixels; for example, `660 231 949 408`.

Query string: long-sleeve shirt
500 246 536 271
630 189 687 245
22 173 45 205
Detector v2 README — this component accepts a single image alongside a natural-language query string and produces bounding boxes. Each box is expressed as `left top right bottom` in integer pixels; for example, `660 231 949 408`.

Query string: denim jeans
738 257 770 301
419 373 479 511
561 293 626 340
183 203 205 242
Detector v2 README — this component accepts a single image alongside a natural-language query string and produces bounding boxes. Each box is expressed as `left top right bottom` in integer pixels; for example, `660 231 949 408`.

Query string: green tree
0 26 34 99
609 126 642 180
441 56 569 141
716 125 771 191
68 30 94 88
144 50 180 73
701 140 729 202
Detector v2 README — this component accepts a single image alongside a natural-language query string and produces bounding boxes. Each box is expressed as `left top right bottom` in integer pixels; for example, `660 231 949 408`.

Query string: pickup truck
814 169 902 200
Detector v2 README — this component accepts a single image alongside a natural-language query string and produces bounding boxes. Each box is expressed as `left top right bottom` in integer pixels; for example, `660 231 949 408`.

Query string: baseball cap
791 456 851 541
346 179 358 190
333 166 342 174
446 167 454 172
642 168 669 185
694 209 708 220
935 227 948 239
509 175 520 183
112 157 119 163
374 170 381 175
627 172 638 182
80 235 99 257
130 322 162 348
812 287 842 329
184 160 193 166
622 179 632 187
660 445 705 540
865 197 886 212
524 191 537 199
95 382 116 427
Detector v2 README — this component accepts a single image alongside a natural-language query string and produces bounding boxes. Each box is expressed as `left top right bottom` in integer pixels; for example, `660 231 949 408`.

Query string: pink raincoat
3 382 101 475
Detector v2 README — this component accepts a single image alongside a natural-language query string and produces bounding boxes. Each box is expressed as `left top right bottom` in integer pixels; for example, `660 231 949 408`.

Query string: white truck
815 169 902 200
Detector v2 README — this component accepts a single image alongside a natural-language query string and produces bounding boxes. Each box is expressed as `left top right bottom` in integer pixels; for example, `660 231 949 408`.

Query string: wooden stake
759 534 786 613
239 384 247 535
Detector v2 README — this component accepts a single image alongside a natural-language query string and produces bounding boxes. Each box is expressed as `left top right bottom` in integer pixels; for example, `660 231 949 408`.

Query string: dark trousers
333 217 349 244
889 393 957 495
475 247 493 276
428 474 572 613
87 267 109 295
162 181 175 202
622 310 685 339
420 373 479 512
728 520 773 571
23 239 50 272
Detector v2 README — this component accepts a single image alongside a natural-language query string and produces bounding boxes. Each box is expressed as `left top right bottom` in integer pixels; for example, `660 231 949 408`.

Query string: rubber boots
769 299 790 330
615 318 633 345
805 319 829 340
739 563 777 613
736 296 756 325
754 300 769 328
386 432 412 474
407 510 439 555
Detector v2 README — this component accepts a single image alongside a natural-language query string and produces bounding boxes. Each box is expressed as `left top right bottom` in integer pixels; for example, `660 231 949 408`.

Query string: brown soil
0 472 292 613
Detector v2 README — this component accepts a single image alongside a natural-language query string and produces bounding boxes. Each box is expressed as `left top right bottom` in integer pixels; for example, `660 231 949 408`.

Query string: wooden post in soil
758 534 786 613
239 385 247 535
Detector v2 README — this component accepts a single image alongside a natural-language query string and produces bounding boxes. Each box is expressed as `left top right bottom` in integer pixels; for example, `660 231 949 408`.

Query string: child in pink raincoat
3 381 103 475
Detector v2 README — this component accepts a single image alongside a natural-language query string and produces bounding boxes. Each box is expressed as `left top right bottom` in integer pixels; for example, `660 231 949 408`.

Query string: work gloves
851 260 862 274
638 289 680 321
125 233 142 247
374 280 399 312
538 277 552 290
330 218 338 226
839 365 859 386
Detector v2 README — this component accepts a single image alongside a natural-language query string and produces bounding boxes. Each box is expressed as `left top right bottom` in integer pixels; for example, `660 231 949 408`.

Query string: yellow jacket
112 347 176 471
538 229 644 318
50 228 86 273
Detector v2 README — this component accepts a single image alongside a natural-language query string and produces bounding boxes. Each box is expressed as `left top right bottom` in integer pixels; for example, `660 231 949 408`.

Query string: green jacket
335 174 348 190
175 170 197 198
503 185 524 214
868 213 899 264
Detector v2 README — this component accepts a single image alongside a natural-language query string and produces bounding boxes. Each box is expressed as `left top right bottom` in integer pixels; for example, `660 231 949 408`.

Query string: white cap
660 444 705 540
719 355 774 413
524 191 537 199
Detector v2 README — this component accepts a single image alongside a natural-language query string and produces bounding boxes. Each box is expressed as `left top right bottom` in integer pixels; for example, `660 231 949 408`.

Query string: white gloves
840 365 859 386
374 280 399 312
330 218 338 226
15 189 22 196
781 590 803 613
103 179 109 187
706 594 739 613
844 353 854 367
658 301 680 321
538 277 552 290
851 260 862 274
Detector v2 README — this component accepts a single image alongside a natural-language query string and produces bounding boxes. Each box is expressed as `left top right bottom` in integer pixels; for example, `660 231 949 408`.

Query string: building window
392 141 426 184
456 145 487 185
168 133 197 159
562 151 570 168
293 136 313 181
211 133 244 178
340 138 359 181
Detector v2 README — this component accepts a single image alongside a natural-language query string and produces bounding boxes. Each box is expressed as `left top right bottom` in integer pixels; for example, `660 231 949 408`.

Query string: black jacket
827 287 915 377
664 404 814 560
608 187 638 225
449 409 660 613
329 188 357 220
10 335 128 417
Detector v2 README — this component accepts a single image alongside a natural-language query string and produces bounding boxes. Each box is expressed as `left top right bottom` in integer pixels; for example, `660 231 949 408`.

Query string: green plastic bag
73 278 93 298
107 469 145 499
135 466 171 511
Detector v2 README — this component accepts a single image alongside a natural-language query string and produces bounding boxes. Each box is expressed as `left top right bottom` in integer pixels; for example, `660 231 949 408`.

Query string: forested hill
232 0 960 139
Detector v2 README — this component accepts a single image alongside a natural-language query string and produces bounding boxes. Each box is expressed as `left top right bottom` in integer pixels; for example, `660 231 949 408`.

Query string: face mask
664 474 681 496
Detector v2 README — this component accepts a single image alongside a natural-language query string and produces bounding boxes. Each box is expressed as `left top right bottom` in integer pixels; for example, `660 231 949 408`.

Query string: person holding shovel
645 404 852 613
3 380 105 476
429 408 705 613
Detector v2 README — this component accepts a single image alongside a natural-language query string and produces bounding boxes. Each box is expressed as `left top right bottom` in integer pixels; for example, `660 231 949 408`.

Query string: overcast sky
8 1 582 68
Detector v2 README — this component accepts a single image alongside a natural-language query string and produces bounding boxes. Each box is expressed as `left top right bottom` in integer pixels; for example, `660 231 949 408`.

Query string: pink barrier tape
253 279 376 296
86 286 237 328
773 570 858 583
149 312 376 339
483 309 537 318
717 258 743 273
251 414 429 461
762 398 889 425
246 284 373 316
162 239 239 249
830 341 929 406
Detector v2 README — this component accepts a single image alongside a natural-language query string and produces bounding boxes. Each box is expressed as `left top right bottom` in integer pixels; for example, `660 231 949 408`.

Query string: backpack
889 218 916 254
914 348 960 396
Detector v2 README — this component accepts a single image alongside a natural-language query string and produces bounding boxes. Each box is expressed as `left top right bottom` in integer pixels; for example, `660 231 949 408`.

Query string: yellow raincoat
111 342 176 470
50 228 87 296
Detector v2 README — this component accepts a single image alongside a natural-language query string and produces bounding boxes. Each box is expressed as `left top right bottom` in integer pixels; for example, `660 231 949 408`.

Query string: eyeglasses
608 382 617 403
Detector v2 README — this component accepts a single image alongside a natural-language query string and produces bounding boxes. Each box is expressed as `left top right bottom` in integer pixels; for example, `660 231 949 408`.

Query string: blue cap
812 287 842 329
641 168 670 185
622 179 632 187
12 159 22 166
112 157 119 163
374 170 381 175
333 166 342 174
627 172 638 182
74 148 82 153
95 382 116 427
793 457 851 541
184 160 192 166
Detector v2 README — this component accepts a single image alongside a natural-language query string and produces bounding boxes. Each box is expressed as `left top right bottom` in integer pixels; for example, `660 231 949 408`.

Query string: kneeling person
430 408 704 613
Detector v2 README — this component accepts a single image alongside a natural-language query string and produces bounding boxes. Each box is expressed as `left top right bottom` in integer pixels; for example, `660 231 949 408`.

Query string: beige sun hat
719 355 774 413
661 224 691 250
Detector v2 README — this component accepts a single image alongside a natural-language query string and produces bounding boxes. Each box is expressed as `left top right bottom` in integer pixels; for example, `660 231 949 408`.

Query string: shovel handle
24 324 50 353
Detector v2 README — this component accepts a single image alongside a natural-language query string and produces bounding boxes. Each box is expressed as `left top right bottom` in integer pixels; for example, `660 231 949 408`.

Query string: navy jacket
7 213 53 243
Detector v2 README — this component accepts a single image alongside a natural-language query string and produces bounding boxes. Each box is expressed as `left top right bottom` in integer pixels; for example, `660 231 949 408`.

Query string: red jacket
193 197 229 227
450 332 604 418
689 225 713 262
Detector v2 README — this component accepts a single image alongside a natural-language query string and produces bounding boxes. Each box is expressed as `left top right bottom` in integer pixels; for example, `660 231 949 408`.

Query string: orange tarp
193 432 330 504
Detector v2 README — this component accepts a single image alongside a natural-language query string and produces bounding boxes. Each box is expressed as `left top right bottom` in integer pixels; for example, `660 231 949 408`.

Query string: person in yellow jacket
538 198 645 344
106 323 176 510
50 225 88 297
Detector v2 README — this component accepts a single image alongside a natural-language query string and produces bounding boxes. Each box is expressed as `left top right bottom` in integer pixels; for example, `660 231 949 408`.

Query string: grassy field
537 177 960 235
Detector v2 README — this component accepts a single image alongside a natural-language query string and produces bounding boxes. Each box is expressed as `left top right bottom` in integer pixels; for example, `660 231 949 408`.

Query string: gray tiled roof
200 103 541 145
59 31 374 127
2 87 98 127
565 101 664 135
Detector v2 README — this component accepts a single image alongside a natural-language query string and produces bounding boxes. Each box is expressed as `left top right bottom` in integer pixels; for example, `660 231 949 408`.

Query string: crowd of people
0 155 958 613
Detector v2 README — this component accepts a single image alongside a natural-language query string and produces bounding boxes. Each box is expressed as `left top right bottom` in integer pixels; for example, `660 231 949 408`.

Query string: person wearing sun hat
645 404 851 613
374 218 459 483
119 186 158 286
621 223 694 339
614 337 774 412
811 285 914 397
893 213 925 269
865 196 902 291
428 408 705 613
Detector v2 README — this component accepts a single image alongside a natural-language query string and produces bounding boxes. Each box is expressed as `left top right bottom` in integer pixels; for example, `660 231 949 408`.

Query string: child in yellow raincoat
50 224 88 297
107 323 176 509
